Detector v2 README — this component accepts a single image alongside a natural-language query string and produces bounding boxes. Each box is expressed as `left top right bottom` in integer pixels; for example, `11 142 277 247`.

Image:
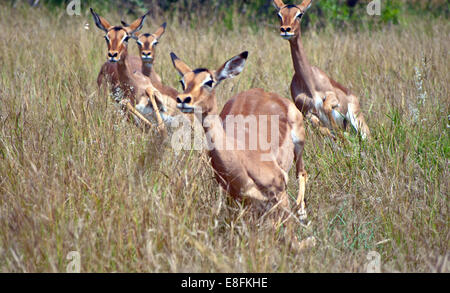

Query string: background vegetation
0 1 448 272
12 0 450 29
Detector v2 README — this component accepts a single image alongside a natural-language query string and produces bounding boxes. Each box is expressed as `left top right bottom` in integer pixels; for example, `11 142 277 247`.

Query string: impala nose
176 96 194 113
280 26 294 39
177 96 192 104
108 51 119 62
108 52 118 58
141 52 152 60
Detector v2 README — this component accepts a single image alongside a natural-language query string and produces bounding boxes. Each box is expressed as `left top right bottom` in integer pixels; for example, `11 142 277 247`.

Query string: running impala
96 42 141 96
273 0 370 139
171 51 309 222
91 9 178 132
120 20 179 100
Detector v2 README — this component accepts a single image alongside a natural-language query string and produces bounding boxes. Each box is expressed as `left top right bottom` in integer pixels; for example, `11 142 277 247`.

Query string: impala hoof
298 209 310 227
297 236 316 250
291 236 316 252
119 99 130 106
298 208 307 220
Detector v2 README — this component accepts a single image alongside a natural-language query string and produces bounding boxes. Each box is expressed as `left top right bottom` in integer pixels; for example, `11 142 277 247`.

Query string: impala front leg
308 112 336 140
293 93 314 116
296 93 336 139
323 91 344 141
145 87 167 137
296 171 308 224
291 118 309 225
121 98 154 129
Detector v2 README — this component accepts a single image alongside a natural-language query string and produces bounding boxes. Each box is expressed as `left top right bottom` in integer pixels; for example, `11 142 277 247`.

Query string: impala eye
297 13 303 19
124 36 130 42
137 40 143 47
179 80 185 90
204 80 214 88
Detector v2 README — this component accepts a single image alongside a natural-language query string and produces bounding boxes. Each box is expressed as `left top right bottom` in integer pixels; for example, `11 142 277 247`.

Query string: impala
91 8 177 132
120 20 179 100
273 0 370 139
171 51 309 222
96 46 141 96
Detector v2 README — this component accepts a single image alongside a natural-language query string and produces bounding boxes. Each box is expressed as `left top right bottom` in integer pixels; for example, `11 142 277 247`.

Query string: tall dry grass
0 5 448 272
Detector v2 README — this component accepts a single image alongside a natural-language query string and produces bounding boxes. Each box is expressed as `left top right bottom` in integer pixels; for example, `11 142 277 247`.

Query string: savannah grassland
0 4 448 272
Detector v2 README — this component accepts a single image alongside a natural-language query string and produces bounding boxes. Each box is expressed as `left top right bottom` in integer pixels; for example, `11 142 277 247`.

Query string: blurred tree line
12 0 450 30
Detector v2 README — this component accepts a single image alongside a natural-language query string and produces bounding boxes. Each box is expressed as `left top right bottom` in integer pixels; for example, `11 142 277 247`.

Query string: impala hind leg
272 190 293 229
347 97 371 140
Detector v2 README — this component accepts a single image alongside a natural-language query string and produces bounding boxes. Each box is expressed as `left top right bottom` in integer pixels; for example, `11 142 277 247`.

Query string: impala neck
116 47 133 85
142 62 153 77
204 115 225 152
143 62 178 100
289 31 317 94
194 96 223 153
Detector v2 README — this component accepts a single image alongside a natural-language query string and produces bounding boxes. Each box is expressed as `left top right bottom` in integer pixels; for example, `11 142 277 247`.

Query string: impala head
122 21 166 64
90 8 148 62
273 0 313 40
170 51 249 115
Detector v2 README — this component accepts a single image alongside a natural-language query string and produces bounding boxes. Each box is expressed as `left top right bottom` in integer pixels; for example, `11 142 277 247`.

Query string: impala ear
298 0 313 12
154 22 166 40
273 0 285 11
131 32 140 40
214 51 248 85
170 53 192 76
126 11 149 35
90 8 112 32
